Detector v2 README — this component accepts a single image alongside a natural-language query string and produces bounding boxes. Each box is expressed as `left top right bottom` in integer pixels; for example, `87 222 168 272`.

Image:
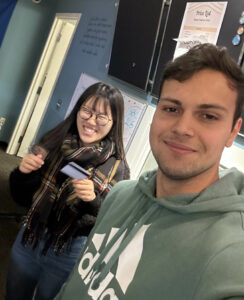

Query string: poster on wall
173 1 227 58
0 0 17 47
65 73 147 150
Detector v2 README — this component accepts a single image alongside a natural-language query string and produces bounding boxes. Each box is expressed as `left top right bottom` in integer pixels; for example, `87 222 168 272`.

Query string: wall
0 0 56 142
221 142 244 172
0 0 151 144
37 0 151 140
1 0 244 173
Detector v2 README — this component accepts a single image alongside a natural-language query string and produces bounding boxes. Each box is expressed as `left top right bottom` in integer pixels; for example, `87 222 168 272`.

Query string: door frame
7 13 81 155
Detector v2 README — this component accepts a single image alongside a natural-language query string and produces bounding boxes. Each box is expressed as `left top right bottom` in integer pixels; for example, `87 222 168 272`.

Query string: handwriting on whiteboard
80 17 113 57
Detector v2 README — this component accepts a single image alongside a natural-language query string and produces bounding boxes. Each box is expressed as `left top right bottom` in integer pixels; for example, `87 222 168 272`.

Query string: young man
55 44 244 300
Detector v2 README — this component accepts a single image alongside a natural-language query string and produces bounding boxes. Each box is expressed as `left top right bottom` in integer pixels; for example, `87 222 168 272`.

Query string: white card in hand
60 162 91 179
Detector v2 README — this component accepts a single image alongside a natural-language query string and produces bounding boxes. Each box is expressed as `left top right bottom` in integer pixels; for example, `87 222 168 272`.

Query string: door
17 21 75 157
6 13 81 157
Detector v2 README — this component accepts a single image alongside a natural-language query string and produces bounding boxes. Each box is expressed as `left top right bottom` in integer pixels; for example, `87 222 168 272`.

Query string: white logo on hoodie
78 225 150 299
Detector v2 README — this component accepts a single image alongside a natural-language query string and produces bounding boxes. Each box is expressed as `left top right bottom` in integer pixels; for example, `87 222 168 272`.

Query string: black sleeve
71 189 102 216
94 159 130 204
121 160 130 180
113 160 130 181
9 168 42 208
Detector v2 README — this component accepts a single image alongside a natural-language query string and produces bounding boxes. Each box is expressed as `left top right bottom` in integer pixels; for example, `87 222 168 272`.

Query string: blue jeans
6 226 87 300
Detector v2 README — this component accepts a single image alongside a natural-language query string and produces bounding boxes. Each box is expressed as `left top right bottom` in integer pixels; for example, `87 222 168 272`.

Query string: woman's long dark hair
38 82 126 160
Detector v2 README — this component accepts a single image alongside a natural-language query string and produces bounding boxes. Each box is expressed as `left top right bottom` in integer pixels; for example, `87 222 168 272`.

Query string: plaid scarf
22 135 116 255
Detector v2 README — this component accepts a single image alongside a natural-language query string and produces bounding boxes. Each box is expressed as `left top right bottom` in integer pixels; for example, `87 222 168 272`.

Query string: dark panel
152 0 244 97
108 0 164 90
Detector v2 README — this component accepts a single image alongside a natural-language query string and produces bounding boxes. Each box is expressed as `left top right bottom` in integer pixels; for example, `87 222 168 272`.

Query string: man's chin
158 166 206 181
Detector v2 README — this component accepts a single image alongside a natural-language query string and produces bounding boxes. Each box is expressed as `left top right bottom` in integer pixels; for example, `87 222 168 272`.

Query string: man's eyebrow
198 104 228 112
159 98 181 105
159 98 228 113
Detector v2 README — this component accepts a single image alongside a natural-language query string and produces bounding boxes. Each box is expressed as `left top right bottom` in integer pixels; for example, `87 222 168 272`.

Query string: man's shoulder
99 175 148 219
113 177 137 188
108 178 138 200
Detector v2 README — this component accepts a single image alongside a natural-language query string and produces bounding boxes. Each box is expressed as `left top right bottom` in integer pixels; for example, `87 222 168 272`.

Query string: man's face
150 69 242 182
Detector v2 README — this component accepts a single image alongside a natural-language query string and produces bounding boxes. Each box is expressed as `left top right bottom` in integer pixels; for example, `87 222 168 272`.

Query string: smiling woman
76 99 113 146
6 82 130 300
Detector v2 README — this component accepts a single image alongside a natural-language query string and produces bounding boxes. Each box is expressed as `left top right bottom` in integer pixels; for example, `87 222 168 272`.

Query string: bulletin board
65 73 147 150
152 0 244 97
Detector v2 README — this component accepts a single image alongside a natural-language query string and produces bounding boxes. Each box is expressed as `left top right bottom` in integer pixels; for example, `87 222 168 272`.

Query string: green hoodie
55 168 244 300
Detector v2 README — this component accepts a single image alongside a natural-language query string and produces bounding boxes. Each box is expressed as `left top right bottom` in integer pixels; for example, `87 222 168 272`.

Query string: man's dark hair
159 43 244 127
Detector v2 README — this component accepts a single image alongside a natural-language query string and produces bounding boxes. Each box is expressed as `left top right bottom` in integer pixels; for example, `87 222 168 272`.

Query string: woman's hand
19 154 44 174
72 178 96 202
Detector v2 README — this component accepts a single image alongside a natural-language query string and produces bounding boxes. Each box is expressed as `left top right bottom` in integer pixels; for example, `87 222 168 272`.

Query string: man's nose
171 113 195 136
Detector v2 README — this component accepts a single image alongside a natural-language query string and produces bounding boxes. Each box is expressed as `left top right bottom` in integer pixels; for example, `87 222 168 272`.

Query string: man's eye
163 107 177 113
202 114 218 120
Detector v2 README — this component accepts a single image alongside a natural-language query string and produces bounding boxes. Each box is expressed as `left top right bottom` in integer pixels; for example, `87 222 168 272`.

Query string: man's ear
225 118 242 148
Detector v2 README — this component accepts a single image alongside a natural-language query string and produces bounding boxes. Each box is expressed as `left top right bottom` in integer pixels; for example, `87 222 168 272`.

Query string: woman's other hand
19 154 44 174
72 178 96 202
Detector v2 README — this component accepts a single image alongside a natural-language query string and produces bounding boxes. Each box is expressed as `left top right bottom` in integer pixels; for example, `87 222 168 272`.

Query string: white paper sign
174 2 228 58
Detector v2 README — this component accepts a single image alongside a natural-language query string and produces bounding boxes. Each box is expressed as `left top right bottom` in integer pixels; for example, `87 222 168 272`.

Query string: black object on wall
108 0 165 91
151 0 244 97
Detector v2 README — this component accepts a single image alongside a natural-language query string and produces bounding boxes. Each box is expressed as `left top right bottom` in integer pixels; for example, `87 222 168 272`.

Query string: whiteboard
126 105 156 179
65 73 147 149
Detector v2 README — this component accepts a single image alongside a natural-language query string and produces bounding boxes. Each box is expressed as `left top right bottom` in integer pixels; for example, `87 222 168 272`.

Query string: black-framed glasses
78 106 112 126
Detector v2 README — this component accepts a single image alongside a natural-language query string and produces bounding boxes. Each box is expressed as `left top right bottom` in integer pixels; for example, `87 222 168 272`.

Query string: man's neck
155 168 219 198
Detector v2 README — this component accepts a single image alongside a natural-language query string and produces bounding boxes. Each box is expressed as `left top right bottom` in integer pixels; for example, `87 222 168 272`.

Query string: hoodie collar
138 167 244 214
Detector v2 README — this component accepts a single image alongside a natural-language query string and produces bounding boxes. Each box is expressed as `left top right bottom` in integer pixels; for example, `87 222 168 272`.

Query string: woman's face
76 97 113 146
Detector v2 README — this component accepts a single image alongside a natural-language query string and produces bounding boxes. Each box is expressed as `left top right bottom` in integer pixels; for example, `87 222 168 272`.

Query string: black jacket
9 157 130 236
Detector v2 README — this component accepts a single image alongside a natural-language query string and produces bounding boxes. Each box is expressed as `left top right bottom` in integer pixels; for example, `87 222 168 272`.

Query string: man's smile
164 140 196 154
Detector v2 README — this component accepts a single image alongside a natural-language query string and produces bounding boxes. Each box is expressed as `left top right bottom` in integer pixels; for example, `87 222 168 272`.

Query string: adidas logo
78 225 150 299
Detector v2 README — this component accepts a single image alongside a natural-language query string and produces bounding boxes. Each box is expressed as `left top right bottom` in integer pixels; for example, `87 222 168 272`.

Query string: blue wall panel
0 0 56 142
0 0 17 47
37 0 149 141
